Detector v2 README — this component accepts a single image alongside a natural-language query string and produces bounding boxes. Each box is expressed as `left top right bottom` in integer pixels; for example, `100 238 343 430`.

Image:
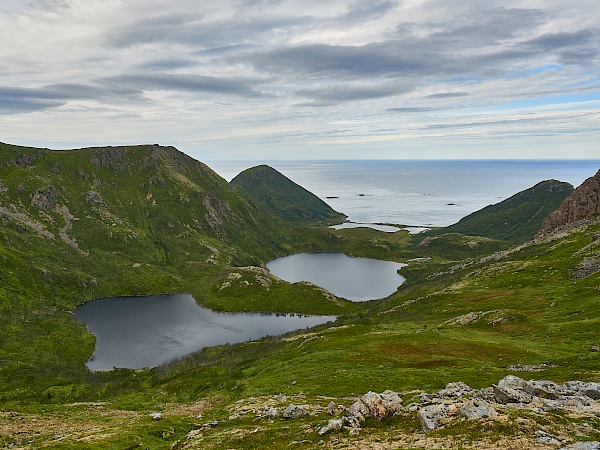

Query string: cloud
387 107 436 112
296 81 415 106
427 92 469 99
0 84 144 115
101 74 268 98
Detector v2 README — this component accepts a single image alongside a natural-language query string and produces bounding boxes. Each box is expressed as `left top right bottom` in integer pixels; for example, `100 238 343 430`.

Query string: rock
348 428 360 436
31 185 58 210
560 443 600 450
347 390 403 420
282 404 309 420
318 418 344 435
263 406 280 419
150 412 162 421
536 430 562 446
437 381 474 399
564 381 600 400
537 169 600 237
492 385 533 404
228 414 241 420
460 400 497 420
417 404 448 432
327 401 336 416
497 375 529 391
591 346 600 352
186 429 202 439
202 420 219 428
524 380 564 400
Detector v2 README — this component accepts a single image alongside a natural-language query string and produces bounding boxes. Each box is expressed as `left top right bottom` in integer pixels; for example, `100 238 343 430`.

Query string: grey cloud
426 7 546 45
250 41 448 80
102 74 267 98
296 82 415 106
524 30 597 50
387 107 436 112
427 92 469 99
0 84 144 115
332 0 399 26
108 13 314 49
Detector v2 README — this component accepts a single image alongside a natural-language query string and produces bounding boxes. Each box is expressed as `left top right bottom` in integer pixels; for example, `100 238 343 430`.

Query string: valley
0 143 599 449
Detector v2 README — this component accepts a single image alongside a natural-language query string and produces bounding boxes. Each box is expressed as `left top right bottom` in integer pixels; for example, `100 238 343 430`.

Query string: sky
1 0 599 160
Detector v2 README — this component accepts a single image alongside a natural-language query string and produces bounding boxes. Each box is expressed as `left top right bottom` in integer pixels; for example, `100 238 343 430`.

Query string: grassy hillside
0 146 598 449
0 143 359 402
230 164 345 224
429 179 573 243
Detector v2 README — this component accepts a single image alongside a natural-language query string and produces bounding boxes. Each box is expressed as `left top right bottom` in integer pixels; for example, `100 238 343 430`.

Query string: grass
0 143 599 448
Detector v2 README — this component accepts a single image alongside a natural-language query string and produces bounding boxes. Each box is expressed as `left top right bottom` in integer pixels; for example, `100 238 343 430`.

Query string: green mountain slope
230 164 345 224
0 143 356 400
432 179 573 242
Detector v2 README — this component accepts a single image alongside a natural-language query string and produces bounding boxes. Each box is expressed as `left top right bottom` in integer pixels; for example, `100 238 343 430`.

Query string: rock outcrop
317 376 600 437
537 169 600 237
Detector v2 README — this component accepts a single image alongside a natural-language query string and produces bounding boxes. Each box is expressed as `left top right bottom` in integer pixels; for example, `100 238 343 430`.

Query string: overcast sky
1 0 599 160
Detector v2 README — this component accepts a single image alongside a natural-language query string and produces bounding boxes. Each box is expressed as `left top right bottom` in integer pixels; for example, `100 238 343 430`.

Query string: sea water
209 160 599 227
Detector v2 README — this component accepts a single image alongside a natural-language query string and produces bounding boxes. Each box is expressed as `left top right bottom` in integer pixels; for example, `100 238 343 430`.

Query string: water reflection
267 253 406 302
74 294 334 370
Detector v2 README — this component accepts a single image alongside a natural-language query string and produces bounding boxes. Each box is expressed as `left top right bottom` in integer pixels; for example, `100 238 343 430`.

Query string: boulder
437 381 474 399
317 419 344 436
418 404 448 432
347 390 403 420
460 400 497 420
263 406 280 419
560 443 600 450
493 385 533 404
282 404 309 420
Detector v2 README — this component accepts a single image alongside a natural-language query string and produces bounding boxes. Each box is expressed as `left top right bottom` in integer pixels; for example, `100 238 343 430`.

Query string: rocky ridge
538 169 600 237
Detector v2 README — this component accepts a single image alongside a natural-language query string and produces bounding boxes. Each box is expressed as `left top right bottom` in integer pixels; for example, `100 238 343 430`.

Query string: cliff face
537 169 600 236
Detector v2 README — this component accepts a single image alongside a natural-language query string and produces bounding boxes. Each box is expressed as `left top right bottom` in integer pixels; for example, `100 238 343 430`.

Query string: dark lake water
74 294 335 371
266 253 406 301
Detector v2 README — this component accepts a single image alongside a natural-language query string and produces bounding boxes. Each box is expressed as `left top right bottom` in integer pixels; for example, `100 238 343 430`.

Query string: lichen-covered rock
493 385 533 404
559 442 600 450
317 418 344 435
282 404 308 419
417 404 448 432
460 399 497 420
347 390 403 420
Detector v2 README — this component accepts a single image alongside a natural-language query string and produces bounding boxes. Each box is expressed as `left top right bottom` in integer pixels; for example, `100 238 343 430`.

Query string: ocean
207 160 600 227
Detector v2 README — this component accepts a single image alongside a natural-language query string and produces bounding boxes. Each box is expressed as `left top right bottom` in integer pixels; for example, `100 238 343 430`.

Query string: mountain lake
266 252 406 301
74 293 335 370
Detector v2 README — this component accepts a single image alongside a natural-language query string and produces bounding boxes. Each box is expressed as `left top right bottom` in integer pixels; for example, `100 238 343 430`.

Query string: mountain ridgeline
429 179 574 243
230 164 345 224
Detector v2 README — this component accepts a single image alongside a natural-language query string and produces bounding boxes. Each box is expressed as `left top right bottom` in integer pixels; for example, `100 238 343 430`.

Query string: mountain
432 179 573 243
537 169 600 237
0 143 356 399
230 164 345 224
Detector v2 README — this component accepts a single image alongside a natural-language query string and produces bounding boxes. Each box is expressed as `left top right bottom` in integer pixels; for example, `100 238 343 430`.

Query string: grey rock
327 401 336 416
348 428 360 436
347 390 403 420
437 381 474 399
460 400 497 420
560 442 600 450
418 404 447 432
282 404 309 420
492 385 533 404
150 412 162 421
317 419 344 435
263 406 280 419
497 375 529 391
536 430 561 446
